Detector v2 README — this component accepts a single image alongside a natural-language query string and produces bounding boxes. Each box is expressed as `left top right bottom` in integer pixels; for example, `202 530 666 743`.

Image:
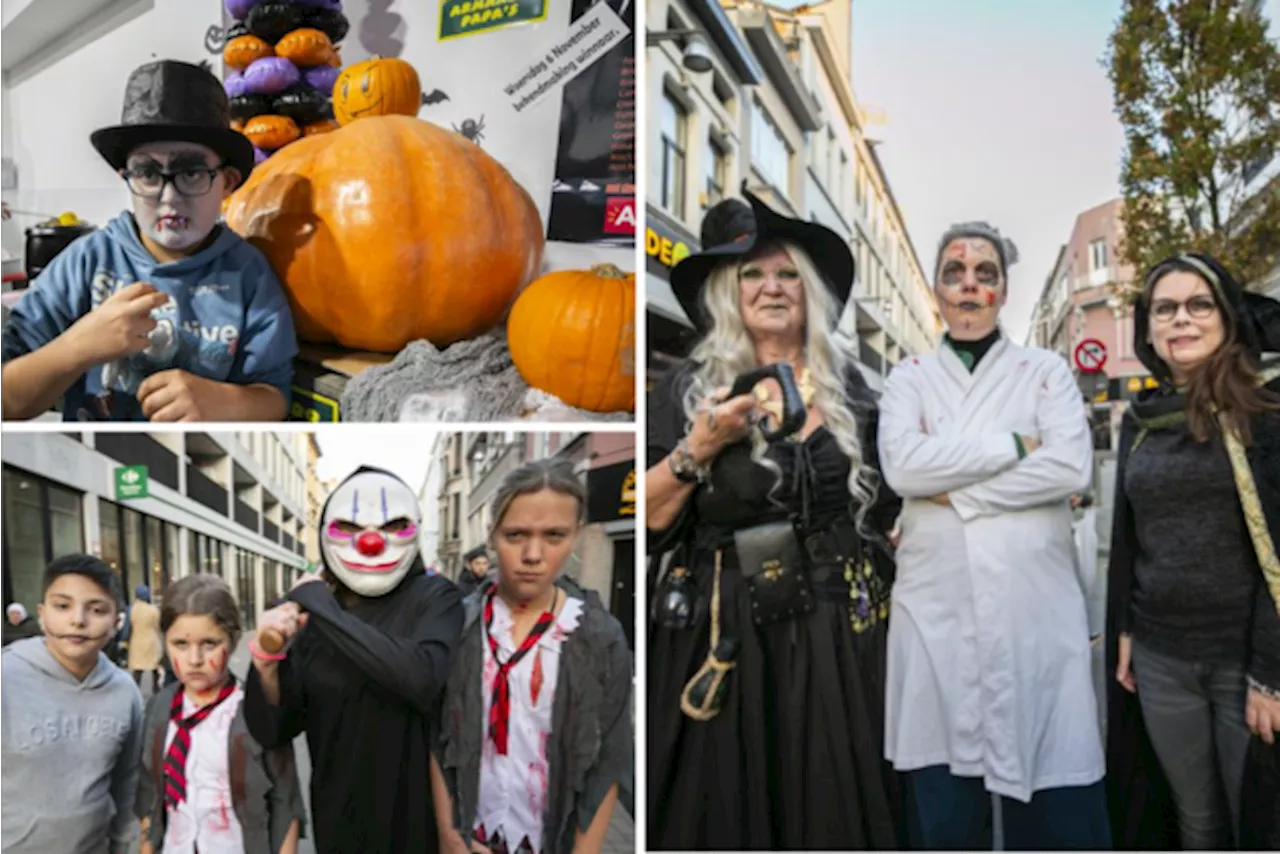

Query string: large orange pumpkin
507 264 635 413
332 57 421 126
223 115 544 352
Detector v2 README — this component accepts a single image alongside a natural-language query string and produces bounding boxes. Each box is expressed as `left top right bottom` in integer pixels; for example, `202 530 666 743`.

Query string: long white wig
680 241 877 523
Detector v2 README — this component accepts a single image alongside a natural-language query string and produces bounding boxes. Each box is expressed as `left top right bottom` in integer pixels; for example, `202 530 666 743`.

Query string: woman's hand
1248 686 1280 745
685 388 757 464
1115 633 1136 693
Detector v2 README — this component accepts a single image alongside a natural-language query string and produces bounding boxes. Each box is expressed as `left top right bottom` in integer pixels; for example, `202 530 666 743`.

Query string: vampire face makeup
935 237 1006 341
321 470 422 598
125 141 232 255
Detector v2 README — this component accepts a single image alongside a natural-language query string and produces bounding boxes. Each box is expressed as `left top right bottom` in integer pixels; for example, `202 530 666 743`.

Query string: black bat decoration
421 90 450 106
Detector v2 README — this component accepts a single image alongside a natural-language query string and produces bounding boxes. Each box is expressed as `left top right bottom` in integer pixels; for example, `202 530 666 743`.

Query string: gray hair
488 458 586 540
935 221 1019 281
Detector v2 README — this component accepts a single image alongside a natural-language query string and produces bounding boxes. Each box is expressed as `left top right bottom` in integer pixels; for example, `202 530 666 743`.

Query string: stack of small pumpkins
222 0 349 162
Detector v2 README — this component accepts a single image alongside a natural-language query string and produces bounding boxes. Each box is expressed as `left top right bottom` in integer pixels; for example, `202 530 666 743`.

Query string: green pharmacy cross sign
440 0 546 40
114 465 149 501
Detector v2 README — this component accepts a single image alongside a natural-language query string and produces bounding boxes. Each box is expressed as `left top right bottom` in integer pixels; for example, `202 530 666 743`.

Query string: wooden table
289 345 394 422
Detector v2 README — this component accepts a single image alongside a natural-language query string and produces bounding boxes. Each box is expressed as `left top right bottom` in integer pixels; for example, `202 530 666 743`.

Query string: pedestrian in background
2 602 41 646
129 584 163 694
1107 253 1280 849
456 547 491 598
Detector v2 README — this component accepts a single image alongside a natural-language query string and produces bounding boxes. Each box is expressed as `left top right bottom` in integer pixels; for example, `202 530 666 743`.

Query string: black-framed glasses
122 164 225 199
1149 295 1218 323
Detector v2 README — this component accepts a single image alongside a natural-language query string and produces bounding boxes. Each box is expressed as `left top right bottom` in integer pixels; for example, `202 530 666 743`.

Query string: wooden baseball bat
258 628 286 655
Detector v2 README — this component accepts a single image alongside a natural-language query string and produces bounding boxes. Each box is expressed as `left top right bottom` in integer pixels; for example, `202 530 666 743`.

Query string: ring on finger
706 406 719 430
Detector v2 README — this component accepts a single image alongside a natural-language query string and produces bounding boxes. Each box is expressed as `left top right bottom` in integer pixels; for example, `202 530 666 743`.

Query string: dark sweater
1124 426 1280 680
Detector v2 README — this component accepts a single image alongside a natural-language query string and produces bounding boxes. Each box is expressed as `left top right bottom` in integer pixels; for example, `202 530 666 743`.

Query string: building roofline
685 0 764 85
736 4 824 132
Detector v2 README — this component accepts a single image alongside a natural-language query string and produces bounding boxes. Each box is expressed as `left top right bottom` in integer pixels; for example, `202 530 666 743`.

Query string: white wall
2 0 632 274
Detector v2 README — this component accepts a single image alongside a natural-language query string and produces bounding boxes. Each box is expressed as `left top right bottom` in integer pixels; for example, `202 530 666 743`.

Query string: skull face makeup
321 468 421 598
935 237 1006 341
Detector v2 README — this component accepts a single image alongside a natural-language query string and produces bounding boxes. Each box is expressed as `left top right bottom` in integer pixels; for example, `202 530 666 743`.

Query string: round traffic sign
1074 338 1108 374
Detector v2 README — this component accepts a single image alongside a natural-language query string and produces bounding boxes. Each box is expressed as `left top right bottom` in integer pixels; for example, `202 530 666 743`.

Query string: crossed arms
878 358 1092 521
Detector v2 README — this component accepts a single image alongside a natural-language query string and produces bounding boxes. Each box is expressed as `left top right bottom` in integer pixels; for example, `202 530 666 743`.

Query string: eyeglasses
1149 295 1218 323
122 164 225 199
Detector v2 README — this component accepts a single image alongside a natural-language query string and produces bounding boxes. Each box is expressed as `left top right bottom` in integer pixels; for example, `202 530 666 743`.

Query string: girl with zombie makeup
244 466 464 854
1105 253 1280 849
432 458 632 854
645 188 904 849
135 574 306 854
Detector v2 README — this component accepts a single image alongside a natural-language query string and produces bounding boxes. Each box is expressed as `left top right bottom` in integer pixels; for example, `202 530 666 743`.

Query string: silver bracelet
1248 674 1280 700
669 437 710 484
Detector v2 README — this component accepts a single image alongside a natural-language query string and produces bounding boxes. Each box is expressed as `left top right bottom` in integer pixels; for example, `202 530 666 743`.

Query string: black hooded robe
243 469 465 854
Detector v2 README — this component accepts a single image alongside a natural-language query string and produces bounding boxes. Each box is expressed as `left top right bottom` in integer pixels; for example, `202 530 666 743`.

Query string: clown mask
935 237 1006 341
321 468 421 598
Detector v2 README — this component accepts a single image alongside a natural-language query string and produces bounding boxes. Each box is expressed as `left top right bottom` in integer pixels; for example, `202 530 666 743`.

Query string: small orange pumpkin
332 57 421 126
301 119 340 136
224 35 274 71
243 115 300 150
507 264 636 412
223 116 544 352
275 28 335 67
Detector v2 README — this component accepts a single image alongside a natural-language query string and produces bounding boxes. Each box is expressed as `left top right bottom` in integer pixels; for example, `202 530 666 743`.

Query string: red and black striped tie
162 680 237 810
484 591 555 755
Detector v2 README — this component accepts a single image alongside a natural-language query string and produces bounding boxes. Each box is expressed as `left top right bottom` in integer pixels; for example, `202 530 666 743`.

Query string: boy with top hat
1 60 297 422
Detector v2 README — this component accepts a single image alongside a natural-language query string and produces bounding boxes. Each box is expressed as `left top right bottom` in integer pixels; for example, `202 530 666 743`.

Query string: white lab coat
878 337 1104 803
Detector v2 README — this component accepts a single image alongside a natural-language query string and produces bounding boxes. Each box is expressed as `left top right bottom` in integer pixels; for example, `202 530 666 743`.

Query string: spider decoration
453 115 485 145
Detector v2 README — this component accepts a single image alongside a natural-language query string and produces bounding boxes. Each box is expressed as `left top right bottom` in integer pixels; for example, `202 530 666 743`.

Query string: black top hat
670 183 855 332
90 60 255 189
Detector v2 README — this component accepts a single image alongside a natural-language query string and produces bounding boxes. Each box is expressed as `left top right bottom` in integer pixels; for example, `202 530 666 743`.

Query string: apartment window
705 136 727 206
1089 238 1107 271
826 128 836 190
750 101 791 194
659 90 688 218
451 495 461 539
838 151 848 212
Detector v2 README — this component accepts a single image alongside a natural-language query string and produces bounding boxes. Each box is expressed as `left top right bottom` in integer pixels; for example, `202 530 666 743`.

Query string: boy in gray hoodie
1 554 144 854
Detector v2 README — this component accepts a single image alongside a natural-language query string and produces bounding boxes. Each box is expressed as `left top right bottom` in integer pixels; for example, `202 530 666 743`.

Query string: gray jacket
136 681 307 852
438 578 633 854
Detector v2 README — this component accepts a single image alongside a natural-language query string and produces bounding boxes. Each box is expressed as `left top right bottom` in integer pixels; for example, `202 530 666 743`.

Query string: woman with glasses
1 59 297 422
1105 252 1280 848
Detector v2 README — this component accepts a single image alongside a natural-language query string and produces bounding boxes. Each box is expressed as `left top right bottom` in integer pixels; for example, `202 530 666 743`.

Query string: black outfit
944 328 1001 371
647 361 904 850
1105 252 1280 849
456 569 488 599
243 572 464 853
1 617 40 647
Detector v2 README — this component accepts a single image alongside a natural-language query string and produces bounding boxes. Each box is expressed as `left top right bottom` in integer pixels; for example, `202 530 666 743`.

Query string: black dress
243 572 464 854
646 362 904 850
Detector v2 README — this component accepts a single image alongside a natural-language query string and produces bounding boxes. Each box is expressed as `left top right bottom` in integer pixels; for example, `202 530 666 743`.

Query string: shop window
3 469 51 615
100 498 123 583
122 507 144 598
660 90 688 218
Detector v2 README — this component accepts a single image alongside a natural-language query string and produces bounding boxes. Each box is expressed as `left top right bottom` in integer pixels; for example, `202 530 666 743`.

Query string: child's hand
137 370 222 421
64 283 169 368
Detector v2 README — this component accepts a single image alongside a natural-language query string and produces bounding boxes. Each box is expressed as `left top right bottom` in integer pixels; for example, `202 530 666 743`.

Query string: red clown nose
355 530 386 557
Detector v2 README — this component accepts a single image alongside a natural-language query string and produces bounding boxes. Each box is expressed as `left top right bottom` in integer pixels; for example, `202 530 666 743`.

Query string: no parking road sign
1074 339 1108 374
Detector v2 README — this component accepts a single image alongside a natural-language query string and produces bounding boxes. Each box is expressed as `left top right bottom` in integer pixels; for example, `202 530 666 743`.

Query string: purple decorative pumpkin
254 147 270 165
303 64 340 93
225 0 262 20
243 57 301 95
224 70 249 99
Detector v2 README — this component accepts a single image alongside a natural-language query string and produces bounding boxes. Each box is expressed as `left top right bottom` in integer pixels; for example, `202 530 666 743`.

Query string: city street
129 636 636 854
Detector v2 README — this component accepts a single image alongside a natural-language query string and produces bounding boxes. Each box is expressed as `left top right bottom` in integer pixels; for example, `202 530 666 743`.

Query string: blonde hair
487 458 586 543
682 241 877 524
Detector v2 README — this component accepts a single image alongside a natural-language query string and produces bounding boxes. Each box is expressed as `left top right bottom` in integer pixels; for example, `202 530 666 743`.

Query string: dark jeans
906 765 1111 850
1132 637 1251 849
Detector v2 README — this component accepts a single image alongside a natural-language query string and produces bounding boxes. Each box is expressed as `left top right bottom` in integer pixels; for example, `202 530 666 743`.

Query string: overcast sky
846 0 1127 342
314 429 441 494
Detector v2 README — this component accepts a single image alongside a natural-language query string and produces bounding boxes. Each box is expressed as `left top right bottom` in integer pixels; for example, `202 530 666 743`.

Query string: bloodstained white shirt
162 684 247 854
475 595 584 854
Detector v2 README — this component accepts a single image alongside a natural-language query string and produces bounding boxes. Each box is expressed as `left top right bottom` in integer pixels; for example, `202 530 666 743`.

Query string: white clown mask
321 469 421 598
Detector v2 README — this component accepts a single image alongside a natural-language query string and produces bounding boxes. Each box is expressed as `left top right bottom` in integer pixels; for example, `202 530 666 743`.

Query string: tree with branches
1107 0 1280 296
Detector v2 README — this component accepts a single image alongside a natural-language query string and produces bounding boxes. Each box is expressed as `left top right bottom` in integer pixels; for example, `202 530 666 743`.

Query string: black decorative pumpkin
301 7 349 43
272 85 331 125
245 3 306 44
229 93 275 121
226 21 250 40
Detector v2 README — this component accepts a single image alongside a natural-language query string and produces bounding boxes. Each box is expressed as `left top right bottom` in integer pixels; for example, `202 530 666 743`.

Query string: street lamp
647 29 714 74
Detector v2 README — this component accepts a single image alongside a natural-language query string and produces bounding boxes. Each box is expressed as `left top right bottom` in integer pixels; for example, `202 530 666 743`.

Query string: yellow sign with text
646 227 690 268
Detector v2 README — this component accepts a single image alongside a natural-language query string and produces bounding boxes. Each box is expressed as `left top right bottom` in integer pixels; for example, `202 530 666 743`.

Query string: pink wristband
248 637 287 662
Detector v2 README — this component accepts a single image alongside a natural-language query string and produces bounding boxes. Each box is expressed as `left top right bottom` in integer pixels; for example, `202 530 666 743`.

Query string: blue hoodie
1 213 298 421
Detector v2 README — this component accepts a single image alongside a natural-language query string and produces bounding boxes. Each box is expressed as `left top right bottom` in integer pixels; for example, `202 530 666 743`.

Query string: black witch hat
90 60 255 188
670 182 855 332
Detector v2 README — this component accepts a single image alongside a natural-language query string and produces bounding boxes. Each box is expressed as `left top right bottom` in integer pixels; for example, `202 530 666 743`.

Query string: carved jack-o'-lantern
331 57 421 126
